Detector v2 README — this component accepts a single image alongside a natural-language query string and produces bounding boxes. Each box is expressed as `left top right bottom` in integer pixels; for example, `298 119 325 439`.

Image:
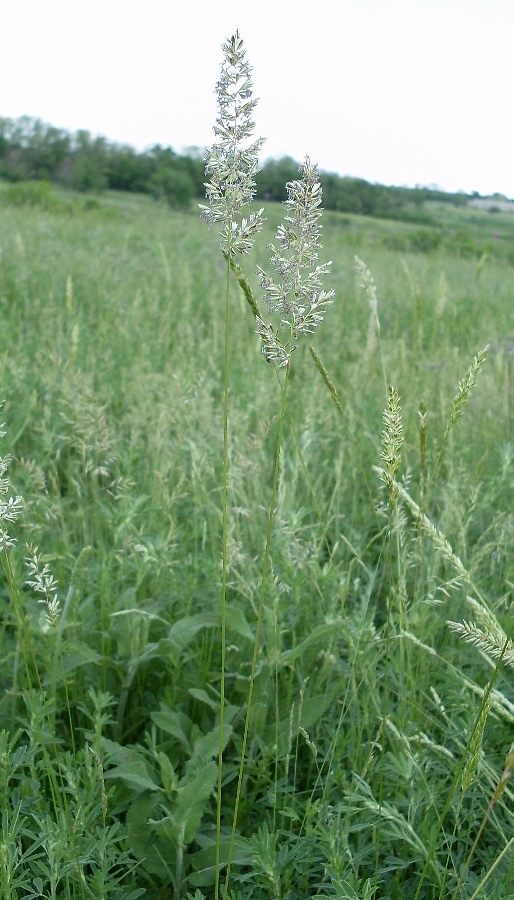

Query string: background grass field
0 182 513 899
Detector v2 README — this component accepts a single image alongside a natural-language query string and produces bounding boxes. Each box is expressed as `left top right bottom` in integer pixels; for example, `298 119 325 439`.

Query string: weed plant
0 31 513 900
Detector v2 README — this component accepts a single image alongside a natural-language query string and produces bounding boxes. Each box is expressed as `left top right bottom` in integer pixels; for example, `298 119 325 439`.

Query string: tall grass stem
224 362 290 898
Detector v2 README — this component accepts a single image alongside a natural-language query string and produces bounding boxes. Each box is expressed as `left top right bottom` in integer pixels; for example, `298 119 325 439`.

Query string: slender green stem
216 255 231 900
223 362 290 899
467 839 514 900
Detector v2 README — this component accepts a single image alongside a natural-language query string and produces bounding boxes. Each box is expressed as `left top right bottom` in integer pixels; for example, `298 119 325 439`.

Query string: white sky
1 0 513 197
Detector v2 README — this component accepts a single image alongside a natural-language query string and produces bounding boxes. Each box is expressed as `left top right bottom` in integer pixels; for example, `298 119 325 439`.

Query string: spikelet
200 31 265 257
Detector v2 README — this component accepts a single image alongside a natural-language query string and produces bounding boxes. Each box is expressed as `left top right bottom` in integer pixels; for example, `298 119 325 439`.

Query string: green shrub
7 179 53 207
150 167 195 209
409 227 442 252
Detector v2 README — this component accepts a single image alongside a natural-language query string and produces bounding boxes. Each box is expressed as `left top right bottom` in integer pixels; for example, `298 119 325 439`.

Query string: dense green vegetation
0 182 513 899
2 115 508 223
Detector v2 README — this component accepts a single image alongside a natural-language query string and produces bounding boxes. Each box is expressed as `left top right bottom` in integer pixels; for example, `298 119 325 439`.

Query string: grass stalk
467 838 514 900
215 251 231 900
224 362 290 899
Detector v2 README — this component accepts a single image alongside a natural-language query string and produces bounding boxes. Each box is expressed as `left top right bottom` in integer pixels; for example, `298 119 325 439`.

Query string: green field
0 182 513 899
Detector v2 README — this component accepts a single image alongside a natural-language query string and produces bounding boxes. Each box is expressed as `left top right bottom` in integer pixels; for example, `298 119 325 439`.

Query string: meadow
0 175 513 900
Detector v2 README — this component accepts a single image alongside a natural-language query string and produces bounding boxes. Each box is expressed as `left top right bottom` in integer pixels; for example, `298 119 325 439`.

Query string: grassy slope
0 185 513 899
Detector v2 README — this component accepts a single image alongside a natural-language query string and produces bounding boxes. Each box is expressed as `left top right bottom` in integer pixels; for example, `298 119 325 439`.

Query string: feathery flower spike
25 545 60 628
380 385 404 504
200 31 265 257
256 157 334 366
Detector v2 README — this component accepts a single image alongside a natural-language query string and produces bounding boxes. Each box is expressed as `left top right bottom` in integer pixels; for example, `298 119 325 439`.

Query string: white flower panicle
200 31 265 257
256 157 334 366
25 545 60 628
0 423 22 549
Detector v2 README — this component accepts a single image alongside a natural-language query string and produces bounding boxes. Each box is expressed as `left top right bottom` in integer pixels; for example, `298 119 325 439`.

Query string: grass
0 171 513 900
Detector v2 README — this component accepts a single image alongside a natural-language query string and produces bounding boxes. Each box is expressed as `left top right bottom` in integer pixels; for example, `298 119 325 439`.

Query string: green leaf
104 758 160 793
329 879 361 899
226 605 254 641
151 706 192 752
44 643 103 684
189 722 232 769
265 689 337 753
166 613 218 652
133 613 219 671
149 761 219 850
101 739 160 792
188 689 240 726
158 751 176 794
126 792 172 880
188 688 219 711
278 623 337 667
176 759 218 845
189 835 254 886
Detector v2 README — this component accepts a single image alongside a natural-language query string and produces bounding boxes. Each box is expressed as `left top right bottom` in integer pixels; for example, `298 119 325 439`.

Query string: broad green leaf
158 751 176 794
45 643 103 685
166 613 218 652
188 689 240 725
188 688 219 711
126 792 172 880
101 739 160 792
176 759 218 845
149 762 219 850
133 612 219 670
225 605 254 641
188 722 232 769
151 706 192 752
148 807 179 846
278 623 337 667
189 835 254 886
104 758 160 793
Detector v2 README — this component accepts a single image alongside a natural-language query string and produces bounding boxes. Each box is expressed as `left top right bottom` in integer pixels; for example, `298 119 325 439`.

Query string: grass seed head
355 255 380 335
25 544 60 629
380 386 404 505
200 30 265 257
443 345 489 441
256 157 334 366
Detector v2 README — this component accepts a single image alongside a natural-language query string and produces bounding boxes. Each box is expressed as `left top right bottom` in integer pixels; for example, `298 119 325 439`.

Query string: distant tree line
0 116 474 219
0 117 204 209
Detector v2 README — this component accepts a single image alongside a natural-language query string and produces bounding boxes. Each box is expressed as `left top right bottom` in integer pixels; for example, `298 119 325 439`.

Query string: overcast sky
2 0 513 197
